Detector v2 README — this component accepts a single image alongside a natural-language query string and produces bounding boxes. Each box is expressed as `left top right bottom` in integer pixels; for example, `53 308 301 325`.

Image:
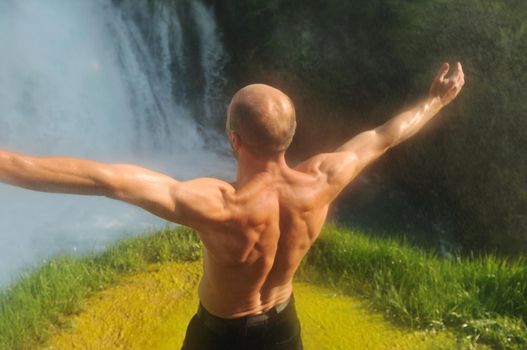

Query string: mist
0 0 233 287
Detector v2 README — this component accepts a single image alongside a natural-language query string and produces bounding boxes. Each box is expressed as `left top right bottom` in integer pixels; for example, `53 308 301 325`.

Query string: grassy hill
0 226 525 349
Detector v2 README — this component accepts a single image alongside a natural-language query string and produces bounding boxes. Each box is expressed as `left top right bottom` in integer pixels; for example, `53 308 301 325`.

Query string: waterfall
0 0 233 286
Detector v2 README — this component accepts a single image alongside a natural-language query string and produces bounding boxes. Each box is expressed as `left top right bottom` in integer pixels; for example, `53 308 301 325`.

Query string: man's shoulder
170 177 237 226
293 152 354 179
179 177 235 193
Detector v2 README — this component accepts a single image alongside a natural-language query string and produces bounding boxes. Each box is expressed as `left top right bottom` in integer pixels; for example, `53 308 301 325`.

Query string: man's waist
196 295 295 335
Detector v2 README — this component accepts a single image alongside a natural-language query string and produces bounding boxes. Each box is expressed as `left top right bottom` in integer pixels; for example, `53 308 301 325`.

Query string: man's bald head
227 84 296 158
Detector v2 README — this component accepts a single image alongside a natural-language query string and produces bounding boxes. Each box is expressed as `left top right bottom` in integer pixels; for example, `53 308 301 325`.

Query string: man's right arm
296 62 465 202
0 150 234 228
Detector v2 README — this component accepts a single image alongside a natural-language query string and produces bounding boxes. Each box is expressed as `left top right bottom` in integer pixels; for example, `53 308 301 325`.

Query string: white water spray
0 0 233 286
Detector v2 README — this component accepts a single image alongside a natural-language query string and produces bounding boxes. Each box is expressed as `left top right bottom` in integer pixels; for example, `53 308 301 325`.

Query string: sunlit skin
0 62 464 318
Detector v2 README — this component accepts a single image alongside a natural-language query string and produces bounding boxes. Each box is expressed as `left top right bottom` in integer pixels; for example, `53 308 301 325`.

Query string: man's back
179 65 464 318
197 164 330 318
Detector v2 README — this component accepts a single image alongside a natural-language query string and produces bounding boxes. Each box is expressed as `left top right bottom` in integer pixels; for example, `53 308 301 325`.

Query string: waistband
197 295 295 336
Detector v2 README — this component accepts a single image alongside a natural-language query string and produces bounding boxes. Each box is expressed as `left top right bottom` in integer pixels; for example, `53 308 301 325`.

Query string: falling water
0 0 233 286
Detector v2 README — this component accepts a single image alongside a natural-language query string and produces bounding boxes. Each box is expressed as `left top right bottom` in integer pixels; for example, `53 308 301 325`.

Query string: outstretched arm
0 151 180 219
0 151 232 226
297 62 465 201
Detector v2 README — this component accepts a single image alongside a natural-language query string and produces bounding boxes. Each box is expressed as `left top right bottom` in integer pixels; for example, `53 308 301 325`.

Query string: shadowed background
213 0 527 255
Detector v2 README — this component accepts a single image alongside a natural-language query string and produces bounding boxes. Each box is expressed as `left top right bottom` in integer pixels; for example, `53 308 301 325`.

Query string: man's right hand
429 62 465 107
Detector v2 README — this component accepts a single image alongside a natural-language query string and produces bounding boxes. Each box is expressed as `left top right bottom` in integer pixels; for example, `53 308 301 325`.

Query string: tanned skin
0 63 464 318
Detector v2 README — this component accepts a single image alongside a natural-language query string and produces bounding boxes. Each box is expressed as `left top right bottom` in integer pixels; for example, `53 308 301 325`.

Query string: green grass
0 226 201 350
0 225 526 350
298 225 527 350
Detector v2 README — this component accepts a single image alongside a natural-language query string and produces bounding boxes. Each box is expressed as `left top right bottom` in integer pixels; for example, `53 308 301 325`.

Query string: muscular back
196 166 331 318
180 59 465 316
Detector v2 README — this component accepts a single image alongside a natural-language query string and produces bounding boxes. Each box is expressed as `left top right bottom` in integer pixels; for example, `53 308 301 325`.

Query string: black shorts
181 296 303 350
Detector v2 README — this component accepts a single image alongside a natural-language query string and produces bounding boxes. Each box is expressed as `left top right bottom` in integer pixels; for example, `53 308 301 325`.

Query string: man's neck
235 153 288 187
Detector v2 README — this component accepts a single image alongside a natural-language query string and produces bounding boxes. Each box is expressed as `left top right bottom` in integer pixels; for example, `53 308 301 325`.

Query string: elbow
95 168 123 199
103 180 125 200
374 128 397 151
103 187 120 200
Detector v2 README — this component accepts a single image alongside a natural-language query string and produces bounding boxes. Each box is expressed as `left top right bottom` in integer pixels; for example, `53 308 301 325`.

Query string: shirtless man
0 62 464 349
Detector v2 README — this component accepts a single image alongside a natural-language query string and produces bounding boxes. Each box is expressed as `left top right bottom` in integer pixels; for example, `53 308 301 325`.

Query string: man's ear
228 131 240 152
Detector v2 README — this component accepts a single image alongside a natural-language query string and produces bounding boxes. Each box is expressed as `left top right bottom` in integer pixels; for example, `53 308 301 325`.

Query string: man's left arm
296 62 465 202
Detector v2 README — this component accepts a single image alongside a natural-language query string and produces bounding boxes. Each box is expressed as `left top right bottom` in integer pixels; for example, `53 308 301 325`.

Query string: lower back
197 260 294 318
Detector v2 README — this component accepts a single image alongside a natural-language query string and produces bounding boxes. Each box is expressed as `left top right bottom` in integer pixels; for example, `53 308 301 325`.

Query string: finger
445 79 458 95
448 81 463 99
455 62 464 81
435 62 450 82
447 77 457 89
452 76 464 94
